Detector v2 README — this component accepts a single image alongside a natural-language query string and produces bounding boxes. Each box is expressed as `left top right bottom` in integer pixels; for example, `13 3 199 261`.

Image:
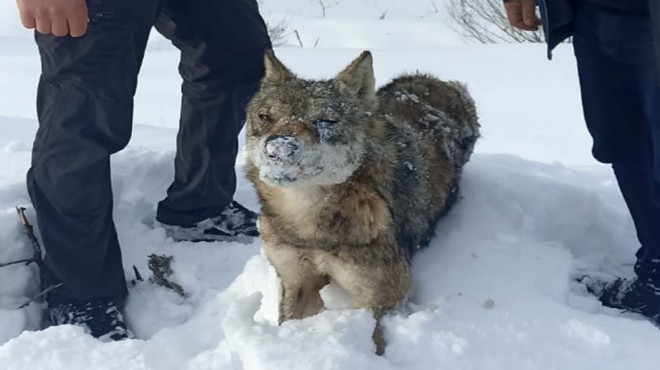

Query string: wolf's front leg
326 242 411 355
264 242 329 323
278 274 328 323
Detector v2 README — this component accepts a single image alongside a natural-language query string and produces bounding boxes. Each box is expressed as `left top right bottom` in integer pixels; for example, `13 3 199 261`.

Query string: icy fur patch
250 136 364 188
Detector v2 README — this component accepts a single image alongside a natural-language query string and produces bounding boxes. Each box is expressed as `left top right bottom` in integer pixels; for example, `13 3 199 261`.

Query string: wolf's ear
264 50 295 81
336 51 376 104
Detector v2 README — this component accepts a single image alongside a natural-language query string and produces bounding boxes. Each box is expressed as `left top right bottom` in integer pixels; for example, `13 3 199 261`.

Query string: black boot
47 297 132 341
582 276 660 325
159 201 259 242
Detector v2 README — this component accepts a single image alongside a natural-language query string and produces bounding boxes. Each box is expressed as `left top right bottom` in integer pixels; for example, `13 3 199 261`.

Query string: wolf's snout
264 135 300 161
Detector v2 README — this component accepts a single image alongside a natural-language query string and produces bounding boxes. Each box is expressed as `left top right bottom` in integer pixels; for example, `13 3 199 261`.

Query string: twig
0 257 35 268
448 0 544 44
6 207 65 309
17 283 63 309
1 207 44 269
130 265 144 287
430 0 439 13
16 207 42 255
133 265 144 282
16 206 43 266
319 0 326 18
294 30 304 48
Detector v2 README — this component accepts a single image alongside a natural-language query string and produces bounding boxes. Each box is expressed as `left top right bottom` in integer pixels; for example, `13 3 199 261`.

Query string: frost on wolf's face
245 51 376 188
246 81 367 188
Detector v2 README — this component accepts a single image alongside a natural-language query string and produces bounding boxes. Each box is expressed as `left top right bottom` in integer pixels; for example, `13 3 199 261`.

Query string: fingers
68 12 89 37
18 11 36 29
504 0 541 31
521 0 542 28
504 3 523 28
16 0 89 37
51 18 69 37
35 17 52 34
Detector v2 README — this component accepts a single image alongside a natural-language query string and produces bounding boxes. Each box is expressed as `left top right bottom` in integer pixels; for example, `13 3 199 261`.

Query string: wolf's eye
258 113 272 123
313 119 338 127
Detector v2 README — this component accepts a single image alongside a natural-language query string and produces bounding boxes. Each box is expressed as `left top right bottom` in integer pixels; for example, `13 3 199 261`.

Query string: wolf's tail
376 74 480 171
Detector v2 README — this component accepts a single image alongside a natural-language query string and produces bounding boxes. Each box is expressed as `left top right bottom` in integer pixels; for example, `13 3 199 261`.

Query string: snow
1 0 660 369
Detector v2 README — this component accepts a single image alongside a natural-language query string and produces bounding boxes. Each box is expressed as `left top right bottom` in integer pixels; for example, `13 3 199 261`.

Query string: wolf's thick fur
245 51 479 354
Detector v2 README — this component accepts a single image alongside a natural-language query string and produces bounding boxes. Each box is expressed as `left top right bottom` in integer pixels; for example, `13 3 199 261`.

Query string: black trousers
573 2 660 283
27 0 271 302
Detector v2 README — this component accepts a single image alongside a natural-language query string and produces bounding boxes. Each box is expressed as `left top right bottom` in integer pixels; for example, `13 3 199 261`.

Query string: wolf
245 50 479 354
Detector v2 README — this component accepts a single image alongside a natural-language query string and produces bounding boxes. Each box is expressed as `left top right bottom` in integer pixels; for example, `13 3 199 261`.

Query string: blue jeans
573 2 660 283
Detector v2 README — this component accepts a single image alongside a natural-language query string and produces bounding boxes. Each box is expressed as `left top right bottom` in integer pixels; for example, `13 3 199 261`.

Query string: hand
504 0 541 31
16 0 89 37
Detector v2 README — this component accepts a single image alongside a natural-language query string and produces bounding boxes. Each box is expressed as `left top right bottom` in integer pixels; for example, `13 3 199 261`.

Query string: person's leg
574 2 660 272
153 0 271 230
28 0 163 306
612 163 660 284
573 2 660 321
637 30 660 284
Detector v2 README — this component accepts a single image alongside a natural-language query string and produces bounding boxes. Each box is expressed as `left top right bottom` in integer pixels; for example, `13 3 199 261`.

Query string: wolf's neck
277 185 326 207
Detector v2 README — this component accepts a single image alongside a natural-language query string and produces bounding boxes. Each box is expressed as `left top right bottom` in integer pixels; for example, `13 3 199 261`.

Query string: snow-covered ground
2 1 660 369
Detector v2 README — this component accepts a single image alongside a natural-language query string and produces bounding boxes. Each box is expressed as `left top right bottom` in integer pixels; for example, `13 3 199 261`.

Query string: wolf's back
375 74 480 260
376 74 480 171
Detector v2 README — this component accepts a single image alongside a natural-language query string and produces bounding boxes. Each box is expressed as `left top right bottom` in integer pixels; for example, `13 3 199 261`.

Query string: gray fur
245 51 480 354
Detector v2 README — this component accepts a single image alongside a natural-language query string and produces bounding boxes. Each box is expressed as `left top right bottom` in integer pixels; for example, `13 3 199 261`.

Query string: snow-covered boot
582 276 660 326
160 200 259 242
47 297 132 341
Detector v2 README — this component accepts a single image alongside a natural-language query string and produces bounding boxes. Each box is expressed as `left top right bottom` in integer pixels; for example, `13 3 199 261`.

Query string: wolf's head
246 51 377 188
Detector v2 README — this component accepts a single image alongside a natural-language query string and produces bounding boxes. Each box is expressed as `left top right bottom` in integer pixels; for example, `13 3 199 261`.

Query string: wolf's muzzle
264 135 300 162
